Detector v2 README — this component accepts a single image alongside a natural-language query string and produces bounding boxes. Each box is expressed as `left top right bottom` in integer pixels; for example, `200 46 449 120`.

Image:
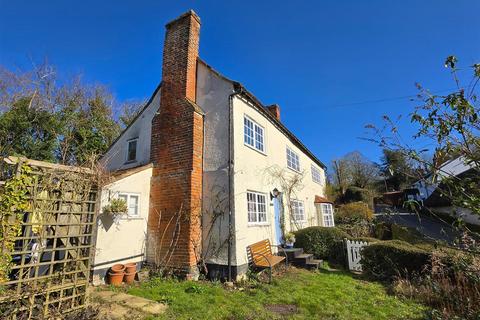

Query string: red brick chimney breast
148 10 203 278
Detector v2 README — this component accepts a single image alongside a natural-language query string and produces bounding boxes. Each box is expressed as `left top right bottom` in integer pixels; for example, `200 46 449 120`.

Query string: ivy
0 163 32 283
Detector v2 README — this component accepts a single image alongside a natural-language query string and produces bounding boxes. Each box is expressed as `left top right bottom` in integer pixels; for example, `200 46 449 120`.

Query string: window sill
119 216 143 221
244 143 267 156
247 223 270 227
124 160 138 165
287 166 301 174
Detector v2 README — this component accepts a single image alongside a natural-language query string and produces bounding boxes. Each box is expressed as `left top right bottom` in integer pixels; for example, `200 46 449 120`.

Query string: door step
277 247 322 270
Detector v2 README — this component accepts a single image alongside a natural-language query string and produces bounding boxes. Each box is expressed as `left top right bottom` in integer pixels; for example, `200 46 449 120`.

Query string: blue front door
273 197 283 246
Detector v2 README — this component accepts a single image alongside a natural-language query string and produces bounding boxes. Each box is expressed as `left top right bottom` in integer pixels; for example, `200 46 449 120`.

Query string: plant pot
125 262 137 274
124 272 136 284
108 272 124 286
285 243 294 249
111 264 125 274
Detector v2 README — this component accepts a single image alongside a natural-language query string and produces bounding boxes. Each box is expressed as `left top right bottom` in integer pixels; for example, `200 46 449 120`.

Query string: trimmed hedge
294 227 349 263
361 240 430 280
391 224 426 244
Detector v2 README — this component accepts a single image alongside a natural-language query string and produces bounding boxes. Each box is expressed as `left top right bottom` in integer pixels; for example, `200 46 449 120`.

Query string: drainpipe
227 91 235 282
227 84 245 282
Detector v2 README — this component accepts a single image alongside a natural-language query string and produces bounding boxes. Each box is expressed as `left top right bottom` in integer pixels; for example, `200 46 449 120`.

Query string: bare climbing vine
263 165 306 235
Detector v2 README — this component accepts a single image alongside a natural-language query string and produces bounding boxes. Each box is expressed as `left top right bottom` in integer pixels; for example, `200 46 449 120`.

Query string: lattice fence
0 157 98 319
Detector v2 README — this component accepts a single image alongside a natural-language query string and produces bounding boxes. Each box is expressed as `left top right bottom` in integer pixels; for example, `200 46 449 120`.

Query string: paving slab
91 289 167 319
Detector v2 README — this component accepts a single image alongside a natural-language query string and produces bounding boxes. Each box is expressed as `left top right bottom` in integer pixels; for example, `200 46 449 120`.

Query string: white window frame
118 193 140 217
126 138 138 163
244 116 265 153
311 165 322 184
286 146 300 172
321 203 335 227
247 191 268 225
291 199 306 222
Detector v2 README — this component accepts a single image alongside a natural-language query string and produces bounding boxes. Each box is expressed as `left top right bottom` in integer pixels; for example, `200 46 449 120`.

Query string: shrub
391 224 426 244
335 202 374 238
361 240 430 280
336 220 372 238
374 221 392 240
340 186 373 204
294 227 349 263
392 249 480 320
335 202 374 222
350 237 380 243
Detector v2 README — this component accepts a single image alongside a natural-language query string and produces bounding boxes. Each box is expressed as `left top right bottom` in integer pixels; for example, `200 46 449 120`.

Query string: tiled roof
314 195 332 204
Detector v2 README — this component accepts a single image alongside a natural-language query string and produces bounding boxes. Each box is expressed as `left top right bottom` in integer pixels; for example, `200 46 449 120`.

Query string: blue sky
1 1 479 168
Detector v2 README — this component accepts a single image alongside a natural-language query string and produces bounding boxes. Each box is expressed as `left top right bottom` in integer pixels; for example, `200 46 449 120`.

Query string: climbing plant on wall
0 163 32 283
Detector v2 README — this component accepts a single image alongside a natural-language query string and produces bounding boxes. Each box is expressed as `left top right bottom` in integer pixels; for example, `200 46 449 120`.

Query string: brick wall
147 10 203 278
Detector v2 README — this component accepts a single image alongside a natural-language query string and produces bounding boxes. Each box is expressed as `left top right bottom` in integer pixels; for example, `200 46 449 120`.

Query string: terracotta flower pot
124 272 136 284
125 262 137 274
108 272 124 286
111 264 125 274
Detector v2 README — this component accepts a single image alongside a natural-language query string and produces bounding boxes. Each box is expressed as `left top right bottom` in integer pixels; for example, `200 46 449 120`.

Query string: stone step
293 253 314 266
305 259 323 270
282 248 304 261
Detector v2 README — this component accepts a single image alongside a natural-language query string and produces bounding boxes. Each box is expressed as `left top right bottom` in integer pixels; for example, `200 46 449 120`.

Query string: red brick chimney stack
148 10 204 279
267 104 281 121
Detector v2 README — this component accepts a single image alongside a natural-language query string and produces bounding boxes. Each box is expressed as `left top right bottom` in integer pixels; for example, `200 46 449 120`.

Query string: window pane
254 125 264 151
312 165 321 184
291 200 305 221
244 117 254 147
127 140 137 162
287 148 300 171
129 195 139 216
257 194 266 222
247 192 257 222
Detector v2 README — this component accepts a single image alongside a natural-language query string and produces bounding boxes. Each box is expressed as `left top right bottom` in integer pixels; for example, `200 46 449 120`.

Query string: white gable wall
101 87 161 171
196 62 235 266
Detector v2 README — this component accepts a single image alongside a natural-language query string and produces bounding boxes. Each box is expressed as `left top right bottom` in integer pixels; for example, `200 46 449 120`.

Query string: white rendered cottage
93 10 334 283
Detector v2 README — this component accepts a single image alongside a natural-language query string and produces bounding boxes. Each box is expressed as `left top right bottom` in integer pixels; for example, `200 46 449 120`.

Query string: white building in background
415 156 480 226
93 10 333 282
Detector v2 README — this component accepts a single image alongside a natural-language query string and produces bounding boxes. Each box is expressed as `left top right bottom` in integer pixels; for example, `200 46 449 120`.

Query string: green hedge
294 227 349 263
391 224 426 244
361 240 430 281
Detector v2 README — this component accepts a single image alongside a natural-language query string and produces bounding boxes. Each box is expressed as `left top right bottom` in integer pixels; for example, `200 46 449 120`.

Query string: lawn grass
126 267 427 320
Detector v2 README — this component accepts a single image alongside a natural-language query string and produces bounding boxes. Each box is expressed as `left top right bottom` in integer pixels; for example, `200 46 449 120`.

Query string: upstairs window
126 138 138 162
118 193 140 217
247 191 267 224
286 147 300 171
311 165 322 184
244 116 265 152
291 199 305 222
321 203 334 227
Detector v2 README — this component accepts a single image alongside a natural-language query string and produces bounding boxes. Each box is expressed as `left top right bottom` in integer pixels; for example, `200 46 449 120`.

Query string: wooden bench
247 239 287 282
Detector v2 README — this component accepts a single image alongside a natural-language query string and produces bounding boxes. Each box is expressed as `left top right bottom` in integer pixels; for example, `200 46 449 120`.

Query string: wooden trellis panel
0 157 98 319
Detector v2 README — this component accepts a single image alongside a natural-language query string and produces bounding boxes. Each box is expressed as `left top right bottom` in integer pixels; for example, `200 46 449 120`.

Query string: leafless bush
392 249 480 319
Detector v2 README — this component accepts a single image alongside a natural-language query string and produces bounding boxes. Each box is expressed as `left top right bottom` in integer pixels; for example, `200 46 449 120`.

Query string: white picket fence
345 239 369 272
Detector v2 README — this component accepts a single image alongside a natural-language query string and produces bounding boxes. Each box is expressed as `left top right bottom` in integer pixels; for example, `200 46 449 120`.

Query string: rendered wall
196 61 235 266
231 95 326 266
101 87 161 171
93 167 152 283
